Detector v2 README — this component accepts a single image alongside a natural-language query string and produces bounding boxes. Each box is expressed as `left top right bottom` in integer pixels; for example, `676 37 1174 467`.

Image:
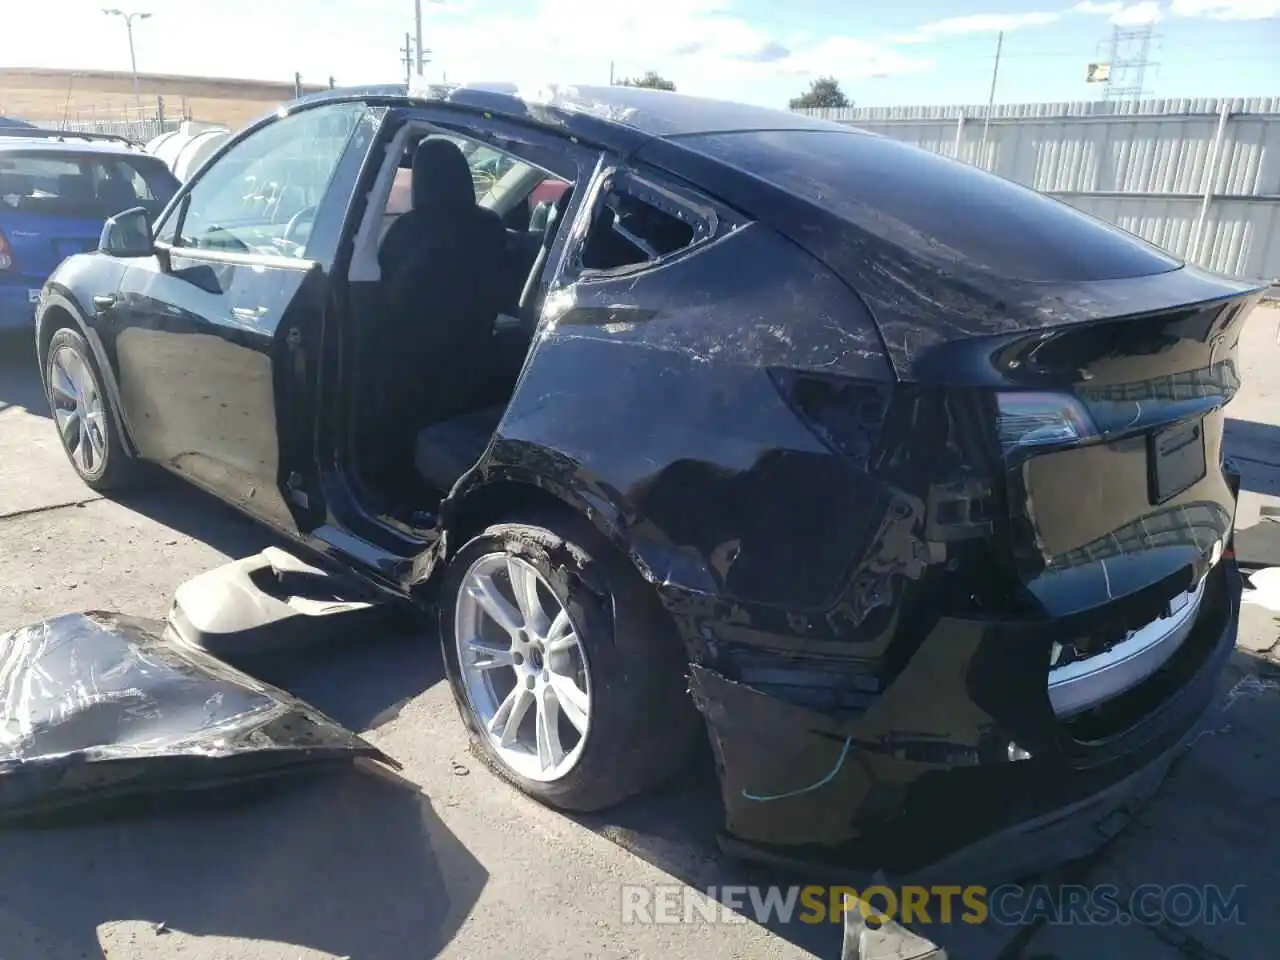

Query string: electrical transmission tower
1101 23 1158 101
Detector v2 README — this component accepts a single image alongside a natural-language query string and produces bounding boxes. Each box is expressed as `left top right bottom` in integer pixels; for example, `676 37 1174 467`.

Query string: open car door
104 102 378 535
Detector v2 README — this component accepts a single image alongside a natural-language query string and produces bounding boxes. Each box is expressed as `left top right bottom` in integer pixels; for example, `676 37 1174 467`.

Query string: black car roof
289 80 867 155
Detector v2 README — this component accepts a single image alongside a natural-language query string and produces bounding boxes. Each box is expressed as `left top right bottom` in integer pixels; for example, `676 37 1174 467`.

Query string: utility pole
102 9 151 116
979 30 1003 167
401 32 414 85
609 61 615 85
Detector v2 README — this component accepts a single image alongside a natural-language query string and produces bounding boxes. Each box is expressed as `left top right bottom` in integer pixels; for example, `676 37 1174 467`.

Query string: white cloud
1073 1 1165 23
1170 0 1280 16
781 37 936 80
1114 1 1165 23
0 0 932 110
511 0 933 88
895 11 1061 42
1081 0 1278 21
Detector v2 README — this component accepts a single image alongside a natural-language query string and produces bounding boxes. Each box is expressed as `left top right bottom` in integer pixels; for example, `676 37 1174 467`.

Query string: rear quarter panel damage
450 221 902 630
448 220 1024 699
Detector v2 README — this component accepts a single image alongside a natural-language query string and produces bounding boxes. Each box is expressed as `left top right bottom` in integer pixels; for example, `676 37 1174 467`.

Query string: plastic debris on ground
0 611 399 824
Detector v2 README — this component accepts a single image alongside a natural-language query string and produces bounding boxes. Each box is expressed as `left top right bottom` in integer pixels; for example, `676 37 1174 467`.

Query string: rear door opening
338 120 588 533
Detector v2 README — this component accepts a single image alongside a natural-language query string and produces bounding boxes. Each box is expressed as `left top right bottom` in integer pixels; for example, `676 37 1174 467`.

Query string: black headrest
411 138 476 219
98 176 137 209
57 174 94 203
0 172 32 197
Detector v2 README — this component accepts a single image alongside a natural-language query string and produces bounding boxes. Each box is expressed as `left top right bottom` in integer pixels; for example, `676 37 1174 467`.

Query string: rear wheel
44 327 141 492
439 510 701 811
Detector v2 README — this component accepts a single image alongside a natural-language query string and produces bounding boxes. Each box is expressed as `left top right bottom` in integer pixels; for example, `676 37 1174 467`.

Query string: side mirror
98 206 155 258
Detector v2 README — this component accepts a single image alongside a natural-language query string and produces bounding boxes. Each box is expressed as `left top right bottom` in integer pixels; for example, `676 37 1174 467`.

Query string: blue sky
2 0 1277 109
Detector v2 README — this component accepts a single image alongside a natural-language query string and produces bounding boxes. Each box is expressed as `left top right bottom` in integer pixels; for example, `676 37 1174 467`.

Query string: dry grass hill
0 67 331 131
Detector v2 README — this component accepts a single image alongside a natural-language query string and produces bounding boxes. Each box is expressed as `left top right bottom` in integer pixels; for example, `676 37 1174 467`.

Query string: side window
580 173 713 273
93 158 177 219
0 153 172 220
160 102 366 258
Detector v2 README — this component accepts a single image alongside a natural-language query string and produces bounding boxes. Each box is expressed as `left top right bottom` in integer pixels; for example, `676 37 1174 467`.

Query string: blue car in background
0 129 179 331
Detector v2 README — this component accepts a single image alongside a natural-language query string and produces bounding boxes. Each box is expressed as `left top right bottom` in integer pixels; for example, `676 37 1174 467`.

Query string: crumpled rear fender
690 556 1239 879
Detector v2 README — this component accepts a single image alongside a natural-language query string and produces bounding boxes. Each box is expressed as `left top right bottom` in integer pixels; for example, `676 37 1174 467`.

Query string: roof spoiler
0 127 139 147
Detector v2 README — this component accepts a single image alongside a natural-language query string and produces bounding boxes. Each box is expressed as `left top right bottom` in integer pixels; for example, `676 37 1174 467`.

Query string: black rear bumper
693 557 1241 887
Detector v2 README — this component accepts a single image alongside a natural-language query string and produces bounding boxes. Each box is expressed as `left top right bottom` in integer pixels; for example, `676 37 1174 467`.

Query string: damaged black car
32 81 1268 881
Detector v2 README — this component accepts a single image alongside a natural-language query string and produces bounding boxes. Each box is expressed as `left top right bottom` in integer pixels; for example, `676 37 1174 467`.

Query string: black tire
44 326 142 492
439 508 701 812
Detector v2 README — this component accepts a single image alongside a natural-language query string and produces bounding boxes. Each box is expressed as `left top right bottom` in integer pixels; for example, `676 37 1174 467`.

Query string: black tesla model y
34 81 1267 882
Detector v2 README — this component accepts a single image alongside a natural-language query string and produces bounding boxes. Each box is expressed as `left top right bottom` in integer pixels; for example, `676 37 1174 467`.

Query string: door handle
92 294 116 311
230 305 269 322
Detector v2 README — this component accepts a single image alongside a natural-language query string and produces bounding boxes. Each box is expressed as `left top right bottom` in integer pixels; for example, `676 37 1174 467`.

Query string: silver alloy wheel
455 554 592 782
49 344 108 477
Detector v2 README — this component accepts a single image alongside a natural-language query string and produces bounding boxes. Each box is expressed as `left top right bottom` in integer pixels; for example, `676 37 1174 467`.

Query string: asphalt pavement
1 306 1278 960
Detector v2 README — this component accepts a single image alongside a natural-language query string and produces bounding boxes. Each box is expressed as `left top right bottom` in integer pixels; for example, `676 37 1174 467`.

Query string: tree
617 70 676 92
789 76 850 110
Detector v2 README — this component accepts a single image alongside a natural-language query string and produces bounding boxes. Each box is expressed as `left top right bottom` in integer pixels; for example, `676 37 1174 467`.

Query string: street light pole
102 9 152 116
979 29 1004 168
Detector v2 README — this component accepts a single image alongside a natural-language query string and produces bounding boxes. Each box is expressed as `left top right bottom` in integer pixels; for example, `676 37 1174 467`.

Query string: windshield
0 151 178 220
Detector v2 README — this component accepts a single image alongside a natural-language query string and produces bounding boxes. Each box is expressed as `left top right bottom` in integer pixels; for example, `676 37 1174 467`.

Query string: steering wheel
282 205 319 246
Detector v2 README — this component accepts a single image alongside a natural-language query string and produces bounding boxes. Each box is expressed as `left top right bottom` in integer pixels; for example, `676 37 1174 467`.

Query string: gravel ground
0 305 1278 960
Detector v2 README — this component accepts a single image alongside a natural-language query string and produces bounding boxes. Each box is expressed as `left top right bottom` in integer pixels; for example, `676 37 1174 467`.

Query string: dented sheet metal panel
691 558 1240 880
452 220 897 616
0 612 395 822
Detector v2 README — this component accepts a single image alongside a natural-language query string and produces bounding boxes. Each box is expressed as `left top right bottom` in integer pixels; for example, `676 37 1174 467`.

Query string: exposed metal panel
806 98 1280 283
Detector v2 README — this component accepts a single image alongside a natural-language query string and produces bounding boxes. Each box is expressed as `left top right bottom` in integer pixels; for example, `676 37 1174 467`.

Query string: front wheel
44 327 141 492
439 510 701 812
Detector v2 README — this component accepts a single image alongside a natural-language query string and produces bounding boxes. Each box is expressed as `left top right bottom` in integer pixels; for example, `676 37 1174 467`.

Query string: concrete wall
796 97 1280 284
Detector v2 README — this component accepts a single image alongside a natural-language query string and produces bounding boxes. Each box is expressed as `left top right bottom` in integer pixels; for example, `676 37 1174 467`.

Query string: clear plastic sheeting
0 612 395 822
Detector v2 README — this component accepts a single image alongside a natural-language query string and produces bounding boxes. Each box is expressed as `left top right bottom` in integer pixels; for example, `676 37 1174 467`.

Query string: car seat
97 176 139 218
361 138 508 489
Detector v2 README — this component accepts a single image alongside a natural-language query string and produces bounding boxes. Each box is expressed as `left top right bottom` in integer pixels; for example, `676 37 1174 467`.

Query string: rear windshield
681 129 1181 283
0 151 178 220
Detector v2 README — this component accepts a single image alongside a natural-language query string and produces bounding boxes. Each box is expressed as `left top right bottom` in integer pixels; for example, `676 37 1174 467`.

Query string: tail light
0 229 12 271
996 392 1096 457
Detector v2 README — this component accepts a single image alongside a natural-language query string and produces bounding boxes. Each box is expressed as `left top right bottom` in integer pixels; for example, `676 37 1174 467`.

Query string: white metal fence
27 117 182 143
796 96 1280 285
